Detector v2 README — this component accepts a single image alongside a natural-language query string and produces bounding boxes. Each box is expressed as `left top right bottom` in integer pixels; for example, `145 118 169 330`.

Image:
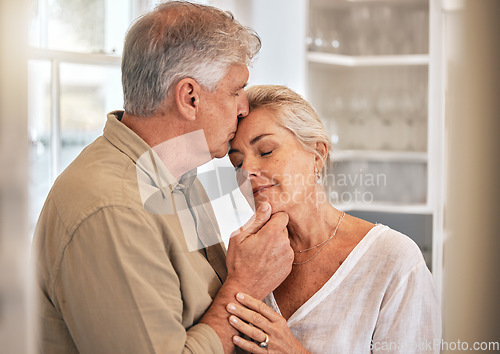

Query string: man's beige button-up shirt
33 111 227 353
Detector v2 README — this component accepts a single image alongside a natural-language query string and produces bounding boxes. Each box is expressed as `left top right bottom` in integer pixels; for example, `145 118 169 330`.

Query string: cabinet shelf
307 51 429 67
331 150 427 163
335 202 432 215
305 0 440 288
29 47 122 66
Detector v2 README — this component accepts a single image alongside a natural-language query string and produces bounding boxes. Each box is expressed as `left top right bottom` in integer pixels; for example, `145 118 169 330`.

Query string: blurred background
1 0 499 352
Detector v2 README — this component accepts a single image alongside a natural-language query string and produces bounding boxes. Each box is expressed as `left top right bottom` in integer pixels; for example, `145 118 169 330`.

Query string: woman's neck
286 198 343 252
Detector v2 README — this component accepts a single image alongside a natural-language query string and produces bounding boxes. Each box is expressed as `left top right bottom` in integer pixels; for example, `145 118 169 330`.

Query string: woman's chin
255 199 285 215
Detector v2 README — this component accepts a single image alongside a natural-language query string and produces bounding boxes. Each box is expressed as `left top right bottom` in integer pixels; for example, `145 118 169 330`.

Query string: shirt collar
103 110 150 164
176 168 198 192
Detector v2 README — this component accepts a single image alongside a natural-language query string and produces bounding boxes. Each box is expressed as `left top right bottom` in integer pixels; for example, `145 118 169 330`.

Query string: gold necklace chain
292 212 345 265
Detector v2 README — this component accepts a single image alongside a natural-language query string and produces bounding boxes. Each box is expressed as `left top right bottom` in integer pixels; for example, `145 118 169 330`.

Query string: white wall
442 0 500 350
211 0 307 95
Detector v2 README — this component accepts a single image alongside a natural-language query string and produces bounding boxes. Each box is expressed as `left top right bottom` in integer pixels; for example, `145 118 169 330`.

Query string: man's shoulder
44 136 143 231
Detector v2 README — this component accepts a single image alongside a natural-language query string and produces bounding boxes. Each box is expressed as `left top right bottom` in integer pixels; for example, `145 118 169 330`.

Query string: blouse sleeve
372 260 442 353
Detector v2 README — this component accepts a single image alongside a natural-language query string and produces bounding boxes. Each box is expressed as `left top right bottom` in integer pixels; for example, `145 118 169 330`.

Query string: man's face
197 65 250 159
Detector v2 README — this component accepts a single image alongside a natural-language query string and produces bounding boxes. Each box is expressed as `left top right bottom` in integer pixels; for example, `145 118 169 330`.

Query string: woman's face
229 107 319 214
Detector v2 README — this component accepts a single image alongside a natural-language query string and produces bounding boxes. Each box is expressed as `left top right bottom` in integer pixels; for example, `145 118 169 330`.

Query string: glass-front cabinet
217 0 443 280
305 0 438 269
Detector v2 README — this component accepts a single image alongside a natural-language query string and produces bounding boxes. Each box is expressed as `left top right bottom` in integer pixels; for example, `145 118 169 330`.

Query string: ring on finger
259 333 269 348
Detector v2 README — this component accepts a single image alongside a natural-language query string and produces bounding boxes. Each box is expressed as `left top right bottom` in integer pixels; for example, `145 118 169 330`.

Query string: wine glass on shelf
372 4 394 55
327 28 343 54
364 90 379 150
349 4 372 55
400 72 428 152
359 90 375 150
374 88 396 150
393 6 413 55
309 27 325 52
410 7 429 54
308 10 327 52
348 90 371 150
320 9 343 55
326 92 347 150
396 88 418 151
415 80 428 151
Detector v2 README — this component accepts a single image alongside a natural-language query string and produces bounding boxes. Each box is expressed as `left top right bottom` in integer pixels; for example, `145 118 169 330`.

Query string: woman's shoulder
345 213 423 264
364 224 427 273
371 224 422 252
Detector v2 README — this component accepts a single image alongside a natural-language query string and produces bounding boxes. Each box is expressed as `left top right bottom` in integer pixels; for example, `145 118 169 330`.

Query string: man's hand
199 202 293 353
225 202 294 300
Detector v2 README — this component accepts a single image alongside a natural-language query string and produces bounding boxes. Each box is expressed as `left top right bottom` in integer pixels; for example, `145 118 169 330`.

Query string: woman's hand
226 293 309 353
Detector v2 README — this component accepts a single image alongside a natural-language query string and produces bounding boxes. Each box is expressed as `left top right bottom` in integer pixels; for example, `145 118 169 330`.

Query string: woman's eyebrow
250 133 273 145
228 133 273 155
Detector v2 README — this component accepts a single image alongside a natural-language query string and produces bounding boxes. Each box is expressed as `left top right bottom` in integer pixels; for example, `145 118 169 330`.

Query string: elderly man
33 2 293 353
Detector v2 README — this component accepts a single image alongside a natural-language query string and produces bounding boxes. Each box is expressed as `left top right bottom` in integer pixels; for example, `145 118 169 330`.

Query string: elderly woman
226 85 441 353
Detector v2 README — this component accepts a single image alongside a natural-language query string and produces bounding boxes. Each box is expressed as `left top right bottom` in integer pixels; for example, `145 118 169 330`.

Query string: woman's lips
252 184 276 196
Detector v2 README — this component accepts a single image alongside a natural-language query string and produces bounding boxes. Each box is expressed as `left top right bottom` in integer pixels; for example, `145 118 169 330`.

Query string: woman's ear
314 141 329 170
175 78 200 121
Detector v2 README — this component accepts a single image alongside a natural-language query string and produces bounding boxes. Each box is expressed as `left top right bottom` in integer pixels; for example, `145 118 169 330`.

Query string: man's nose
237 93 249 118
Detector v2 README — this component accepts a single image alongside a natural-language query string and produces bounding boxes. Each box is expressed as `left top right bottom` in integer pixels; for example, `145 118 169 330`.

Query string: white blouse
264 224 442 353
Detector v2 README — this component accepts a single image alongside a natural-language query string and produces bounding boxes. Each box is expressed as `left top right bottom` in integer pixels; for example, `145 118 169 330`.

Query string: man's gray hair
122 1 261 117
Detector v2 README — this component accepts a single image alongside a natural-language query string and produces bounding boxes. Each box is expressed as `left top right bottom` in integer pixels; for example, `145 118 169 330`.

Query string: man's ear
175 78 200 121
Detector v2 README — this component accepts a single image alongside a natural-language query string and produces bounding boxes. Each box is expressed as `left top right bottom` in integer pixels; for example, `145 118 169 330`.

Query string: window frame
27 0 150 227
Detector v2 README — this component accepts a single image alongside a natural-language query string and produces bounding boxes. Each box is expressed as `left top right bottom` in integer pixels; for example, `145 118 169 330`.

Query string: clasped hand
225 202 294 300
226 293 309 353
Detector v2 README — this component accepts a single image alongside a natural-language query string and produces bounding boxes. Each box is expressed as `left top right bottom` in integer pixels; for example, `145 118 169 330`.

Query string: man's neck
153 129 212 180
121 111 212 181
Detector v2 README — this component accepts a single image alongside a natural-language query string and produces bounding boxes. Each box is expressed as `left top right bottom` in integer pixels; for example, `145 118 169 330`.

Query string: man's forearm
201 206 293 353
199 277 250 353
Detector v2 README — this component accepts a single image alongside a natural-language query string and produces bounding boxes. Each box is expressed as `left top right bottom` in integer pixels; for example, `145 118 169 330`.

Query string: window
28 0 249 236
28 0 152 229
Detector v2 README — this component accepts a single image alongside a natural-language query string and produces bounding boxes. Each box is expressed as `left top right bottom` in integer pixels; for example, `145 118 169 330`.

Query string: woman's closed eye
230 149 274 171
230 157 243 170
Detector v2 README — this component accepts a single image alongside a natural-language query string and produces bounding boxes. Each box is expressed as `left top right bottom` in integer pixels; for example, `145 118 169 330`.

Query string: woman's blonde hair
245 85 331 178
